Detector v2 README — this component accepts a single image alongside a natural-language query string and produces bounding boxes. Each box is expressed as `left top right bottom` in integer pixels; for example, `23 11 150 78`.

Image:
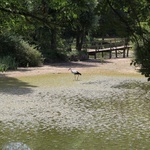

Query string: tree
96 0 150 80
68 0 98 51
0 0 150 81
94 0 131 38
0 0 75 61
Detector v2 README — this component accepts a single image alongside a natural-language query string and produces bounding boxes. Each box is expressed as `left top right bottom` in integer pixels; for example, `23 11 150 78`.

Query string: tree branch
0 6 54 28
106 0 139 43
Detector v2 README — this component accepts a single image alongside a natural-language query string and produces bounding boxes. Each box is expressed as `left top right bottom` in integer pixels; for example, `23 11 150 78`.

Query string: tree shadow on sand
47 59 113 68
0 75 37 95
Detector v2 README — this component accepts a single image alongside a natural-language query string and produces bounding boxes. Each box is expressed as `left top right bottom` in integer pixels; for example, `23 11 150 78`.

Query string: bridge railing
84 38 132 59
84 38 127 50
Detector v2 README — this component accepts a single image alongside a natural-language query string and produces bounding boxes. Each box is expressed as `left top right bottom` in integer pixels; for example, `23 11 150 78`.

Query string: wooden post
94 52 96 59
102 52 104 58
123 48 126 58
127 47 129 57
109 50 112 59
115 50 118 58
115 38 116 48
94 45 98 59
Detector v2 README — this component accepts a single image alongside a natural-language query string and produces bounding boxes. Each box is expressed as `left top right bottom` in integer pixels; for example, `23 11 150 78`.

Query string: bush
0 56 17 72
15 40 44 67
43 50 68 63
0 33 44 67
131 40 150 81
67 50 79 61
67 50 88 61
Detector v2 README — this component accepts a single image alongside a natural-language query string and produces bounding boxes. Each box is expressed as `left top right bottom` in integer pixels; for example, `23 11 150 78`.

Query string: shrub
67 50 88 61
15 40 44 67
78 50 89 61
131 40 150 81
43 50 68 63
0 33 44 67
0 56 17 72
67 50 79 61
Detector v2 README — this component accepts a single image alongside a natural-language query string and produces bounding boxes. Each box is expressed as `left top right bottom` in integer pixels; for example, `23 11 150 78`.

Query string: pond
0 74 149 150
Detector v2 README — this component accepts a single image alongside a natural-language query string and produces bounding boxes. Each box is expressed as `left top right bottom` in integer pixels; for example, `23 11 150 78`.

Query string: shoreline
0 58 141 78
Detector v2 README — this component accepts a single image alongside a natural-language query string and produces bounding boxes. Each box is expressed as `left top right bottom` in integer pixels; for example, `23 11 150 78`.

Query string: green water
1 127 149 150
0 75 150 150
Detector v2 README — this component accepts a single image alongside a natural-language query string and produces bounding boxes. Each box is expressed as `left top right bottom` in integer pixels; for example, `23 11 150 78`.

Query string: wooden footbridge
86 38 132 59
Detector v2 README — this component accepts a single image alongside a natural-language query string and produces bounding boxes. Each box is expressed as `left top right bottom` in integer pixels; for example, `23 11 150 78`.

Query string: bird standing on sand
68 68 82 80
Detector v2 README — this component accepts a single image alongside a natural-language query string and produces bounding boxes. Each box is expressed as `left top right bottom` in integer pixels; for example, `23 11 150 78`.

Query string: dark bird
68 68 81 80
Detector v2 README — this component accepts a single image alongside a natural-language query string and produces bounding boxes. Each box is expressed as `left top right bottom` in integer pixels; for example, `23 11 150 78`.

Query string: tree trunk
51 28 57 51
50 13 57 51
76 30 84 51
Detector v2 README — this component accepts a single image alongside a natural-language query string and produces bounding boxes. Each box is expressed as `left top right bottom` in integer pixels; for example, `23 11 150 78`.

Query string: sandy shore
0 57 149 150
0 57 140 77
0 58 148 129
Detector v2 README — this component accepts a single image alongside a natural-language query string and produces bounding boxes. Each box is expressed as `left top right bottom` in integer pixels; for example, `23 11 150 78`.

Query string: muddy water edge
0 72 150 150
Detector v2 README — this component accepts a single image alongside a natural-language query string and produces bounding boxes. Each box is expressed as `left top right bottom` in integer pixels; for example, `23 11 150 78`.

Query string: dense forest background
0 0 150 80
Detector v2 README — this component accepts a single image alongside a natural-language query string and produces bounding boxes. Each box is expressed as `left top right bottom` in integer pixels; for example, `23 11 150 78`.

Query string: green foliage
131 40 150 81
96 0 150 81
0 33 44 67
0 56 17 72
44 50 68 63
16 40 44 67
67 50 79 61
67 50 88 61
0 0 150 81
